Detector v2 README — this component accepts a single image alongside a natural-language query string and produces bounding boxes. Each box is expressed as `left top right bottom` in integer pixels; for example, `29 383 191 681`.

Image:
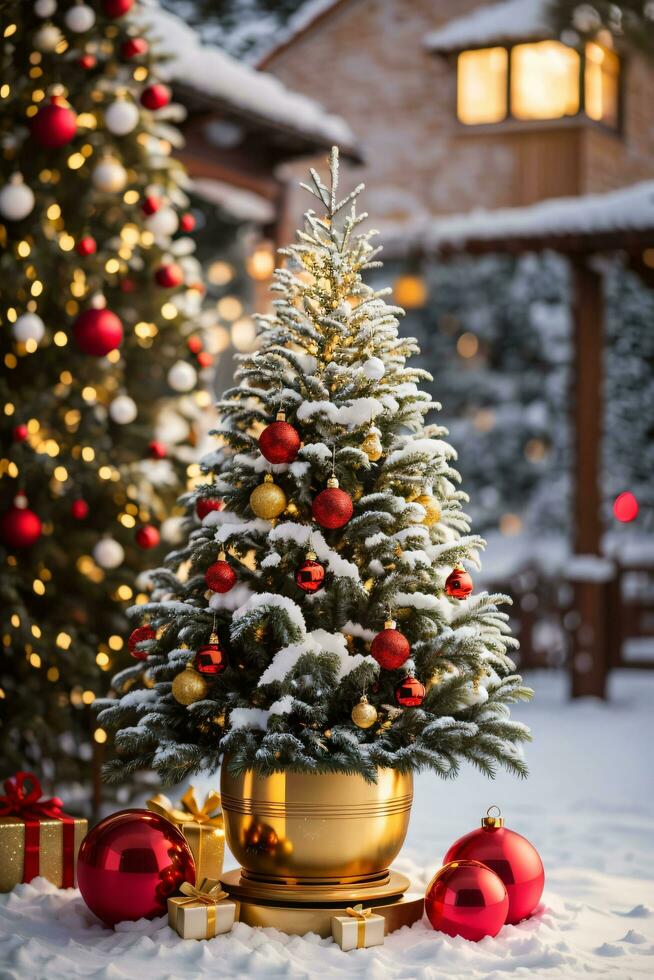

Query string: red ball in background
140 84 171 111
70 499 89 520
613 491 638 523
31 98 77 149
259 419 301 464
0 503 42 549
445 567 473 599
180 212 195 232
128 625 156 659
155 263 183 288
187 335 203 354
443 810 544 924
197 351 213 368
136 524 160 549
148 440 167 459
12 424 28 442
120 278 136 293
76 236 96 257
121 37 148 59
196 497 223 520
312 487 353 530
425 860 508 942
194 643 228 675
205 560 236 593
78 54 97 70
371 627 410 670
77 808 195 926
142 194 161 215
396 675 426 707
73 308 123 357
295 558 325 593
102 0 134 17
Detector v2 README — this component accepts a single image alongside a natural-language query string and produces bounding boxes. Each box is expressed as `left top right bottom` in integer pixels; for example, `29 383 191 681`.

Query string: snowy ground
1 670 653 979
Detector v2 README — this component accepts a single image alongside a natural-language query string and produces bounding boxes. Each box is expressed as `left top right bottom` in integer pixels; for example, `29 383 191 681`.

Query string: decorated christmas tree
0 0 210 795
100 148 531 784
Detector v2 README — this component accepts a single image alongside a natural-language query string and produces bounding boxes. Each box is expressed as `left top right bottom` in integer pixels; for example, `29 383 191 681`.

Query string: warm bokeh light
246 242 275 281
613 491 638 523
585 42 619 127
457 332 479 358
394 274 427 309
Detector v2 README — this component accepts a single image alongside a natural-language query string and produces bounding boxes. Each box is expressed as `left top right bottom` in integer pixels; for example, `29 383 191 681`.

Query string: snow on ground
1 670 653 978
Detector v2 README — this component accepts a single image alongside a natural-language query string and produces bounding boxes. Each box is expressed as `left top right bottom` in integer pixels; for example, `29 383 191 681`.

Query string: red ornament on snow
128 625 156 659
120 37 148 59
73 307 123 357
135 524 160 549
312 477 353 530
75 235 96 257
148 440 166 460
194 634 228 675
142 194 161 216
395 675 426 707
425 860 508 942
445 566 473 599
70 499 89 520
155 263 183 288
0 497 42 549
205 559 236 594
31 98 77 149
295 551 325 593
12 424 28 442
140 84 171 111
371 619 410 670
443 807 545 924
259 411 301 464
102 0 134 18
180 212 196 232
77 808 195 927
196 497 223 520
78 54 97 70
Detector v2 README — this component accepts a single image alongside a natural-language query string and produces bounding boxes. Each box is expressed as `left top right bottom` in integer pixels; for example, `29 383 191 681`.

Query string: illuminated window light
457 47 508 124
511 41 580 121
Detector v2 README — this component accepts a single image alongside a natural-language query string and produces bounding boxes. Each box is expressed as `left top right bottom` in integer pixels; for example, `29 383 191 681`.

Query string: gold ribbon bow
176 879 229 939
346 904 371 948
147 786 223 827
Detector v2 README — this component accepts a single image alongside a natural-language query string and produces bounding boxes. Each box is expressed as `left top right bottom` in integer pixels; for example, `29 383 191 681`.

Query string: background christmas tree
0 0 212 803
99 148 531 784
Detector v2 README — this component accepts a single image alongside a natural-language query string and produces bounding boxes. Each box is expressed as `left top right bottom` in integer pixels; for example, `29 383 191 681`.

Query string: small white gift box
331 904 385 951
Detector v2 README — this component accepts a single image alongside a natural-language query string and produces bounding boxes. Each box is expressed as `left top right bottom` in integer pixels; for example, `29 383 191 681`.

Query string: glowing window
511 41 580 120
585 42 619 128
457 47 508 125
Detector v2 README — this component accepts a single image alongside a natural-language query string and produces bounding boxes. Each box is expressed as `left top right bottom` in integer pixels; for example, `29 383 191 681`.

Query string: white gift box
168 879 236 940
331 905 385 951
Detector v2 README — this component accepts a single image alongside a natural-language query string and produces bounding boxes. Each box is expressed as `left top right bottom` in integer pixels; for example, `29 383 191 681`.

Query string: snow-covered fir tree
99 149 532 783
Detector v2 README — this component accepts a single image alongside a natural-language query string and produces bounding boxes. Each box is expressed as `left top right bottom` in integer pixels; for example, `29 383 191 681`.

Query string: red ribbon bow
0 771 75 886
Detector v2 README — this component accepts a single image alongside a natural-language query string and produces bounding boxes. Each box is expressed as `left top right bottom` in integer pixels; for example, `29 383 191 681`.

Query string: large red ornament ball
194 642 228 675
140 84 171 111
425 860 508 942
312 487 353 530
70 499 89 520
395 675 426 707
205 560 236 593
180 212 195 232
128 625 156 659
155 263 183 288
76 236 97 257
136 524 160 549
295 558 325 593
0 503 42 549
31 98 77 149
121 37 148 59
443 809 545 924
196 497 223 520
73 308 123 356
259 419 301 464
445 567 473 599
77 809 195 927
371 626 410 670
102 0 134 17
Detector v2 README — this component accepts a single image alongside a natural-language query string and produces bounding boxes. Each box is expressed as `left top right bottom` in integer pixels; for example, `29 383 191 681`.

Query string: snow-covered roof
138 1 357 155
191 178 275 225
257 0 346 67
426 0 551 53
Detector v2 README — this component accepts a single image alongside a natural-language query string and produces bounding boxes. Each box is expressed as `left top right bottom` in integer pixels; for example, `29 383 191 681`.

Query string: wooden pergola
387 181 654 697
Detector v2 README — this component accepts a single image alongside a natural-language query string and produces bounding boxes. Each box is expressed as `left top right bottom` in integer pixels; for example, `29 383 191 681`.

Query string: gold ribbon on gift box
346 903 371 949
147 787 224 880
176 878 229 939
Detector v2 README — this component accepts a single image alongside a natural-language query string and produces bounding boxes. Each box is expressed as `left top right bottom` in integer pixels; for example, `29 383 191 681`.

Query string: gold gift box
168 879 237 940
331 905 385 951
147 788 224 882
0 815 87 893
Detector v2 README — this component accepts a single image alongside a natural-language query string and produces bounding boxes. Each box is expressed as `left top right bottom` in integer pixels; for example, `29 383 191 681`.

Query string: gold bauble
362 425 383 462
171 663 209 705
415 494 441 526
250 473 287 519
351 694 378 729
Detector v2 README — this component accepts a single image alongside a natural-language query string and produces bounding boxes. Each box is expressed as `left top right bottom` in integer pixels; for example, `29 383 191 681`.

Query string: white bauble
34 0 57 16
93 537 125 569
167 360 197 392
362 356 385 380
0 175 35 221
92 157 127 193
33 23 62 51
145 205 179 237
64 3 95 32
13 313 45 345
161 516 185 544
109 394 137 424
105 100 140 136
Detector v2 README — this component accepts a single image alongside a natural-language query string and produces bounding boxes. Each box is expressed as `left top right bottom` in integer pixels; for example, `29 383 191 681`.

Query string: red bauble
0 502 42 549
121 37 148 59
31 98 77 149
73 307 123 356
613 491 638 523
395 675 426 707
12 424 28 442
136 524 160 549
371 623 410 670
180 212 195 232
197 351 213 368
140 84 171 111
70 499 89 520
78 54 97 70
295 556 325 593
77 809 195 926
155 263 183 288
194 642 228 675
196 497 223 520
128 624 156 659
187 335 203 354
120 277 136 293
259 417 301 464
142 194 161 215
445 566 473 599
205 560 236 593
76 236 96 257
148 440 166 459
312 484 353 530
102 0 134 17
425 860 508 942
443 809 545 924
